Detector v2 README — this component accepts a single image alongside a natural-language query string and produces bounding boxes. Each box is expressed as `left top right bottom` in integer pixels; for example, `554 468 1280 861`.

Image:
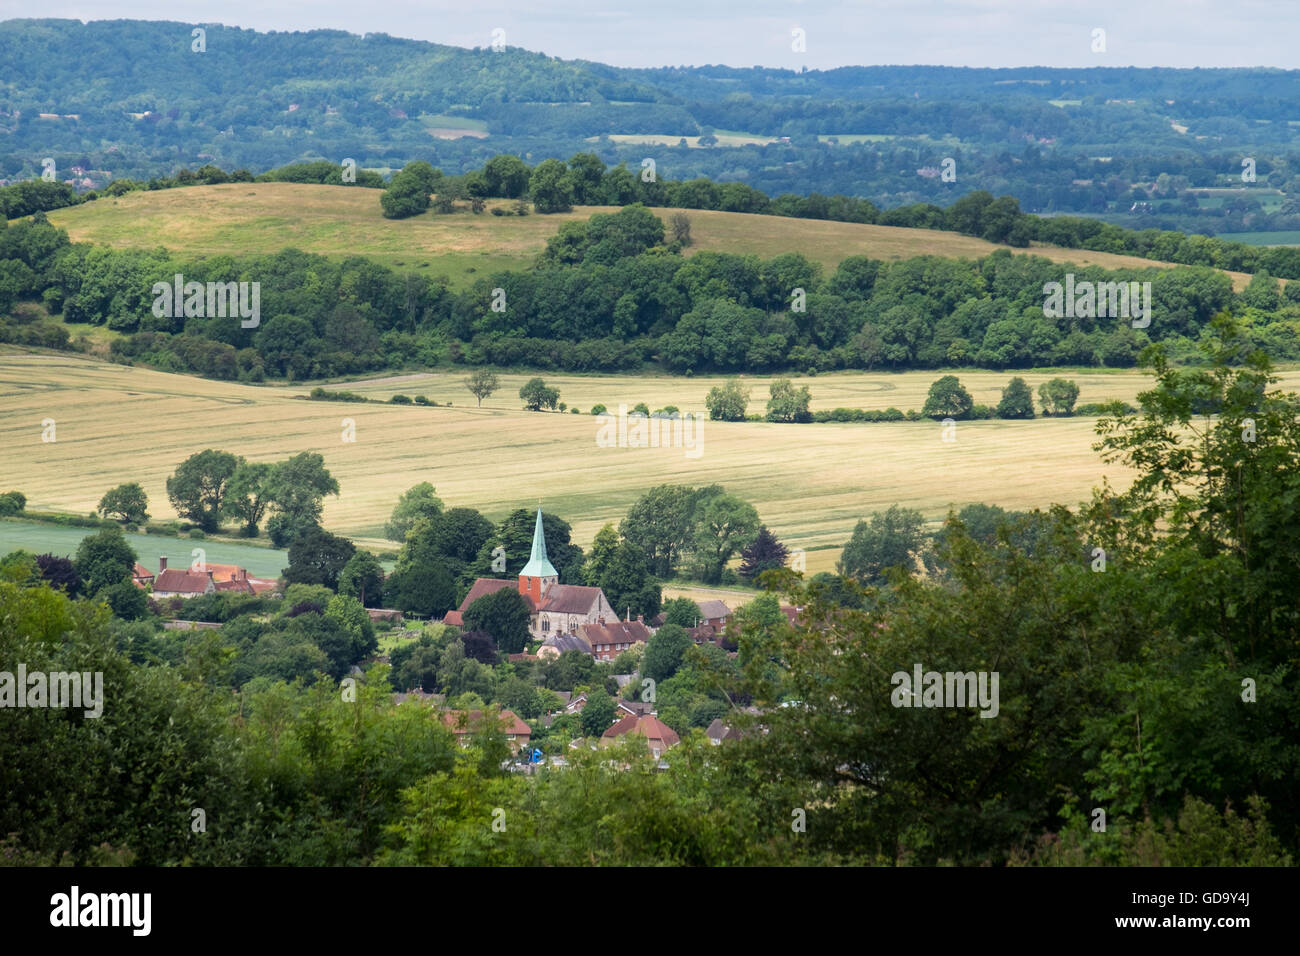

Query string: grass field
1216 230 1300 247
0 517 289 577
43 183 1262 291
15 348 1300 576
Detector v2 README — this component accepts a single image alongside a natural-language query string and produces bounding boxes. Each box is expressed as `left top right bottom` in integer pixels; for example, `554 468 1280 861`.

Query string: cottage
441 709 532 753
600 714 681 758
581 618 652 662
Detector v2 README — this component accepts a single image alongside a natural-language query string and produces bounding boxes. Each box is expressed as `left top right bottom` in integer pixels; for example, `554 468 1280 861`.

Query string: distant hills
4 18 1300 233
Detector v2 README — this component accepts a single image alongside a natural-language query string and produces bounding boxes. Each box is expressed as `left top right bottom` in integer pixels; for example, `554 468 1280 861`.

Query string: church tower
518 508 558 605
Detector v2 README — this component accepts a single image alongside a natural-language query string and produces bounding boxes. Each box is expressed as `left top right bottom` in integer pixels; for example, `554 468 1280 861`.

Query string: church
444 509 616 641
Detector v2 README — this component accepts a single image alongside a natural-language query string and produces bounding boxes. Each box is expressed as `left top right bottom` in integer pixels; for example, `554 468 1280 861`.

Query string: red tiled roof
215 578 254 594
441 709 532 737
133 563 154 580
445 578 533 626
153 568 214 594
247 577 279 595
538 584 603 614
601 714 681 747
581 619 652 647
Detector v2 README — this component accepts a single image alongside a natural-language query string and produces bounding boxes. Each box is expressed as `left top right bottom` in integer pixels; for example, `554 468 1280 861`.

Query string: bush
0 491 27 516
413 395 431 405
591 404 607 415
189 529 206 540
570 407 580 414
390 394 413 405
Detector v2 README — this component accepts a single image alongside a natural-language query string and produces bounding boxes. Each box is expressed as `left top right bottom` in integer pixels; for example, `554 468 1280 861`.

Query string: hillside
19 346 1300 567
46 183 1260 290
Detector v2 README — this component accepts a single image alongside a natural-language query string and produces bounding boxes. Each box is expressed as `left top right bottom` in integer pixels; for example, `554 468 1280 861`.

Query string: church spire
519 507 558 580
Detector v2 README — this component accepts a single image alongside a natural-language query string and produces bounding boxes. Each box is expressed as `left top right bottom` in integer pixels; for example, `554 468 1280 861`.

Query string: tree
381 161 439 219
669 212 692 246
691 493 761 584
385 558 456 618
519 377 560 411
98 482 149 524
222 462 273 536
325 593 377 662
283 526 356 590
582 524 620 586
461 631 499 666
464 368 500 407
1039 378 1081 416
462 587 532 655
838 505 927 585
74 526 138 595
765 378 812 423
642 623 692 683
338 550 385 607
35 553 81 595
267 453 339 530
620 485 699 577
597 540 661 621
705 378 750 421
996 377 1036 419
166 449 241 532
385 482 445 542
580 687 618 737
739 525 790 582
661 596 701 628
529 158 574 213
482 154 531 198
0 491 25 517
921 375 974 420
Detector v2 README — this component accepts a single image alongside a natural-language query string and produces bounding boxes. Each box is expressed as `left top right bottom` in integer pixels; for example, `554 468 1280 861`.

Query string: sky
3 0 1299 69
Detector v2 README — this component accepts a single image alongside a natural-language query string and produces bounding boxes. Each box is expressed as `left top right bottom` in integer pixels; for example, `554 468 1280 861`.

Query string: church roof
519 508 558 579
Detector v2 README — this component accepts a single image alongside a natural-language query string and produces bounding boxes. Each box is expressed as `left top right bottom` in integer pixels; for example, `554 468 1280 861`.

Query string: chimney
207 570 215 582
637 614 644 625
159 555 168 572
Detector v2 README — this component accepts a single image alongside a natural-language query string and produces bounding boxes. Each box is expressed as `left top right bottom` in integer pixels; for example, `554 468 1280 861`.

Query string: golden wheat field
45 183 1260 291
14 348 1299 572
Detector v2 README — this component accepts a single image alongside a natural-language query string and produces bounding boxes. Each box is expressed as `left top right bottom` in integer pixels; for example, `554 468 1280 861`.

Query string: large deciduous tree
98 482 149 525
462 587 532 655
166 449 241 533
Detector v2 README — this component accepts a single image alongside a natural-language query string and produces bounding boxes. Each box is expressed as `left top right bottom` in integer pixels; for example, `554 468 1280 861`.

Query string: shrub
390 394 413 405
591 404 607 415
570 407 580 414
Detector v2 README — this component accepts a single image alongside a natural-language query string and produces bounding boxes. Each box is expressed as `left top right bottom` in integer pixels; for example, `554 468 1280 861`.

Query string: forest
5 18 1300 233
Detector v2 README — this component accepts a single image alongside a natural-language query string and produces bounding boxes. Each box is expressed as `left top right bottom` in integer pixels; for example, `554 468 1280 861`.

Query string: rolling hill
46 182 1261 290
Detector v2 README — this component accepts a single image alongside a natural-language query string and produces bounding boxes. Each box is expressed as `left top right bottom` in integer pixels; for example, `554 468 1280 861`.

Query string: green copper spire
519 508 558 579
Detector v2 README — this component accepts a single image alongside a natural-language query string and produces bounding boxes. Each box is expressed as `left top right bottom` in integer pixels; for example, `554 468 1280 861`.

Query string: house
581 618 652 662
696 600 731 629
705 718 743 745
131 563 154 589
367 608 403 623
152 568 217 599
440 709 532 753
445 509 616 640
538 632 592 659
616 699 655 719
687 623 719 645
148 556 278 598
563 692 588 714
600 714 681 758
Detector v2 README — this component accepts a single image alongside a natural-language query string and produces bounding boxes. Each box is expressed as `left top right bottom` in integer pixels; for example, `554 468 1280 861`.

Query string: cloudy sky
4 0 1297 69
